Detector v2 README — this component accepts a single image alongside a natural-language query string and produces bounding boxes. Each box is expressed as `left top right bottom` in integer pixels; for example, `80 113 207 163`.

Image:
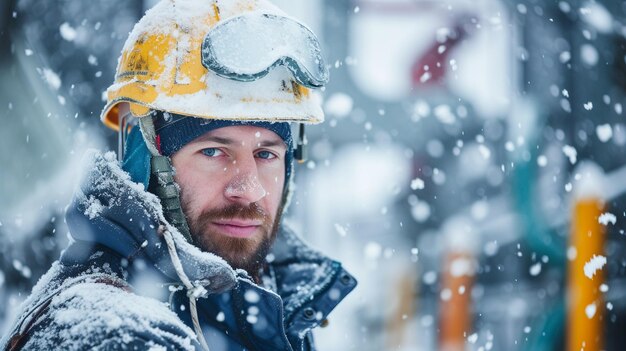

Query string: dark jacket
1 151 356 350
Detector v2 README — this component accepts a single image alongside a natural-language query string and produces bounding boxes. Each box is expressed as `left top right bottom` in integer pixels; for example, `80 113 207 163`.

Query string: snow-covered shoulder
22 280 198 350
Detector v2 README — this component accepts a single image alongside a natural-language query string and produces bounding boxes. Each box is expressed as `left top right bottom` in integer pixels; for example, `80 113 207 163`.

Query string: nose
224 156 267 204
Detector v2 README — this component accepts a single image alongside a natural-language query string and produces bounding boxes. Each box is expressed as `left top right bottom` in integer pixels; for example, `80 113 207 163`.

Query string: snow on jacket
1 151 357 350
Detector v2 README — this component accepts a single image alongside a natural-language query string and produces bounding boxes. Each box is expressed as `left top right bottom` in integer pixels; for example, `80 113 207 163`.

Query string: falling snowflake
584 255 607 279
596 124 613 142
585 303 597 319
598 212 616 226
562 145 577 164
467 333 478 344
59 22 78 41
410 177 425 190
529 262 542 276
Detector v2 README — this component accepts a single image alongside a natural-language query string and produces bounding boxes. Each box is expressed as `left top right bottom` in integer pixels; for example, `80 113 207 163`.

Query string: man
1 0 356 350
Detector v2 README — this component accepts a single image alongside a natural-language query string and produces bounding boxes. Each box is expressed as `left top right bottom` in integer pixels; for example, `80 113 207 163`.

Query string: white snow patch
581 44 599 66
583 102 593 111
529 262 542 276
410 177 425 190
537 155 548 167
59 22 78 41
84 196 104 220
585 303 597 319
88 55 98 66
147 343 167 351
434 105 456 124
580 1 613 33
562 145 577 164
244 290 261 304
573 162 605 199
567 246 577 261
40 68 62 90
467 333 478 344
449 258 474 277
410 200 431 223
53 283 195 349
565 182 572 192
584 255 607 279
328 288 341 301
423 271 437 285
440 288 452 301
596 124 613 142
598 212 616 225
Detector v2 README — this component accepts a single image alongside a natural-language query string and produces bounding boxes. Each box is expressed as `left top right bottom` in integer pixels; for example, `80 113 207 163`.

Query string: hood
65 150 237 294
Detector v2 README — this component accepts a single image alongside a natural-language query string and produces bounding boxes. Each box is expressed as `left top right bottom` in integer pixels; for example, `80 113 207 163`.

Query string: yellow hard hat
101 0 327 131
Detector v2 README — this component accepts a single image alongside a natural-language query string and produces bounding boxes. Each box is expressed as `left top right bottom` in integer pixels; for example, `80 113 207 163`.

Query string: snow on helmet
101 0 327 131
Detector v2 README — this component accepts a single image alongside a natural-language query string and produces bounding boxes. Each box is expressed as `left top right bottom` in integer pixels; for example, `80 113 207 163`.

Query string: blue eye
201 148 223 157
256 150 276 160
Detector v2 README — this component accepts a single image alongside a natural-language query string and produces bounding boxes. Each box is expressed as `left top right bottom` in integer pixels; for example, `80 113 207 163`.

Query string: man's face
171 125 287 275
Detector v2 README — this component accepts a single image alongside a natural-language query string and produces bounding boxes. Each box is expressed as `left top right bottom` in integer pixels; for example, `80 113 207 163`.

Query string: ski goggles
201 13 329 88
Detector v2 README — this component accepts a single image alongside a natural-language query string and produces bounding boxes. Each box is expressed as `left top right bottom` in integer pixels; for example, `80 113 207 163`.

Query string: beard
183 199 283 279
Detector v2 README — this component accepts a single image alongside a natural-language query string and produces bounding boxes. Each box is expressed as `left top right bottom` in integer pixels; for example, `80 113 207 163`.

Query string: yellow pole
567 198 606 351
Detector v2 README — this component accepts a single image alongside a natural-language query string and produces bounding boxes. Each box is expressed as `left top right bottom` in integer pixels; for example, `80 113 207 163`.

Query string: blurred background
1 0 626 350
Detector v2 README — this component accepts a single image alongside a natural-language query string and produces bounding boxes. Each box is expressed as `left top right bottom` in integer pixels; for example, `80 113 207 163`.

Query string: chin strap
150 155 194 243
139 116 194 244
138 116 210 351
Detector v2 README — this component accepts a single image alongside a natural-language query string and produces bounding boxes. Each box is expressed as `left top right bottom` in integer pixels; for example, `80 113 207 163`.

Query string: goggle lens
202 14 329 88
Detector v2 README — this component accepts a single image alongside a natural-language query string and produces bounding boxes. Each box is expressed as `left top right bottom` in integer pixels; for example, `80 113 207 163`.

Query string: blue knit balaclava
122 111 294 192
